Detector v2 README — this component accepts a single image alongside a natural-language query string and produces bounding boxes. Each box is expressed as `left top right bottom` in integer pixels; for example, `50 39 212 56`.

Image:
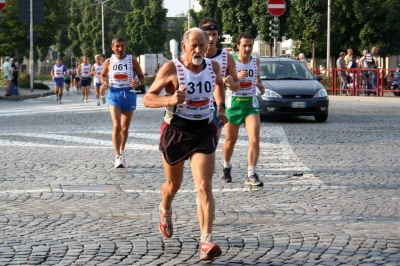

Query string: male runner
199 18 240 139
77 55 91 103
64 67 71 95
101 36 144 168
222 32 265 186
143 28 226 261
50 58 67 104
91 55 106 106
70 66 77 91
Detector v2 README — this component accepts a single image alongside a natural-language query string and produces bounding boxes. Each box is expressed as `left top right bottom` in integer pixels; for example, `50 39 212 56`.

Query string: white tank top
109 54 133 88
231 56 258 97
53 65 64 78
167 59 215 121
209 49 228 78
93 63 103 83
80 64 91 78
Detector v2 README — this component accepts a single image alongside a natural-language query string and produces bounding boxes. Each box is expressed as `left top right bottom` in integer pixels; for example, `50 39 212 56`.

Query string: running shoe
200 234 222 261
81 95 84 101
101 96 106 104
84 99 88 103
115 155 124 168
59 100 62 104
159 203 173 238
120 152 126 168
55 94 59 101
97 101 100 106
245 173 263 186
222 167 232 183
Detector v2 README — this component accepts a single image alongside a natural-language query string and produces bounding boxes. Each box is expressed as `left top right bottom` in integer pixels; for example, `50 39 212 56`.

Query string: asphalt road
0 90 399 265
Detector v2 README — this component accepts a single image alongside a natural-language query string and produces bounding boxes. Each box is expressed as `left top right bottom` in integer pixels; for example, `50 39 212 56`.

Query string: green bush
34 75 52 81
19 81 50 90
145 75 156 86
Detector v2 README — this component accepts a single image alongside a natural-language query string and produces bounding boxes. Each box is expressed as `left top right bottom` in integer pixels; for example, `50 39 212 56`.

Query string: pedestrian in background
11 57 20 95
298 53 308 68
347 55 358 95
365 46 379 96
336 52 348 95
344 48 353 66
2 56 12 96
100 36 144 168
143 27 226 261
359 49 369 96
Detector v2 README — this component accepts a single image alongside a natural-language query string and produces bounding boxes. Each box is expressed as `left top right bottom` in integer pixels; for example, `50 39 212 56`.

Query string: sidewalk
0 81 54 101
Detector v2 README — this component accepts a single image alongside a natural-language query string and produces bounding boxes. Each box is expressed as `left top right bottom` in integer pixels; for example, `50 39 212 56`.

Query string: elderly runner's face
184 32 206 66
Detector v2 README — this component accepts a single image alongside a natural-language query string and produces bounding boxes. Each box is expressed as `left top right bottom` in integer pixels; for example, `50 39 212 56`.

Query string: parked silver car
257 57 329 122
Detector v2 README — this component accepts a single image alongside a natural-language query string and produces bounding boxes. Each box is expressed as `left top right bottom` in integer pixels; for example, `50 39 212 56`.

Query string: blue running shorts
95 82 102 87
54 81 64 88
81 78 92 87
108 87 137 112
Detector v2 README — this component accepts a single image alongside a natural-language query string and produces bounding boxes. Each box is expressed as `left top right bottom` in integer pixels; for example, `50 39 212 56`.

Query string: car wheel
393 92 400 97
315 114 328 122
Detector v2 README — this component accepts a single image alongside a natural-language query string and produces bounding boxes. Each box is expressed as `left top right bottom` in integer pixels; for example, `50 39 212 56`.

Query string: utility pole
97 0 111 55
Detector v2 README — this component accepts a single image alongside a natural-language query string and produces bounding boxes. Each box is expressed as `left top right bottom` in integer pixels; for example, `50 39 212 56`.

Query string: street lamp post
97 0 111 55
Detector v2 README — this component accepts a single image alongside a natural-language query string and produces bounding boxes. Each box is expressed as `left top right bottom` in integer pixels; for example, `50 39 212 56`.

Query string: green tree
141 0 167 63
286 0 327 60
126 0 148 57
353 0 400 57
218 0 257 49
0 0 69 61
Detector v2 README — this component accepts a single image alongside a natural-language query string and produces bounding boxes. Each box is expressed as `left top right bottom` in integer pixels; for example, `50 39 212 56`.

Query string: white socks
248 166 256 177
223 161 231 168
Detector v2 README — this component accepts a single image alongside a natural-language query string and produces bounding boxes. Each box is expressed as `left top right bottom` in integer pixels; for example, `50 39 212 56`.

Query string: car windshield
259 60 315 80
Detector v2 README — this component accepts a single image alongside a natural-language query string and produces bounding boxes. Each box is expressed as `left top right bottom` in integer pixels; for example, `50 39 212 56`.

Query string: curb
0 90 54 101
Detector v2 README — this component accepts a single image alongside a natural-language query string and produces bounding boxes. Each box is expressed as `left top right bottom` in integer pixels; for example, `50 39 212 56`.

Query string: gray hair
298 53 305 59
111 36 126 45
5 56 10 61
182 27 209 47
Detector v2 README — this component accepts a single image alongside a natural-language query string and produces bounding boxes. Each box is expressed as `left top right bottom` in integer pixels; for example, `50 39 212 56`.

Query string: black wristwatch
218 103 226 109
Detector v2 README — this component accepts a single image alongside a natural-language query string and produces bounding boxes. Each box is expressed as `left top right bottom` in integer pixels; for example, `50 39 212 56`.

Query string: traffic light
269 18 280 38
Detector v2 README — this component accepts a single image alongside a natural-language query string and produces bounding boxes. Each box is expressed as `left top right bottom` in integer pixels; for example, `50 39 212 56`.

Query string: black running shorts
159 122 218 165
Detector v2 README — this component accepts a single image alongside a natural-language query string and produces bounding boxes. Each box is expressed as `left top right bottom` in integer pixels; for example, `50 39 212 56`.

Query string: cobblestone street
0 91 399 265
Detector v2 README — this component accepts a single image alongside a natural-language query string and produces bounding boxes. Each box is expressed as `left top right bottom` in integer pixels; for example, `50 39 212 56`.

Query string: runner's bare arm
224 53 240 92
256 58 265 95
212 61 225 107
143 61 185 108
100 59 110 89
90 65 96 75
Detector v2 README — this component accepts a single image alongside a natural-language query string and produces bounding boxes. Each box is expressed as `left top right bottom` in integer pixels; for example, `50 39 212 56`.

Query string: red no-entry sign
0 0 7 11
267 0 286 17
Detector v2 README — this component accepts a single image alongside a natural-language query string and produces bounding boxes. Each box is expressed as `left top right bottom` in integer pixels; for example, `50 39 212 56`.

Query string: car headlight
313 89 328 98
261 89 282 100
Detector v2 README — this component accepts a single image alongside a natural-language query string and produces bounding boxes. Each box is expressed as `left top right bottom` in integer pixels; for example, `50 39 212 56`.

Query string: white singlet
109 54 133 88
165 59 216 122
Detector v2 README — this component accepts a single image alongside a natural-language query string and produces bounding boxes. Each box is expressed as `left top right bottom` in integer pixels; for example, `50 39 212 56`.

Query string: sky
164 0 189 17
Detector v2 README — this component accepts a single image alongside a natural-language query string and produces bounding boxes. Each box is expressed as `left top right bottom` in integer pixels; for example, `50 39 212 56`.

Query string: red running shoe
159 203 173 238
200 241 222 260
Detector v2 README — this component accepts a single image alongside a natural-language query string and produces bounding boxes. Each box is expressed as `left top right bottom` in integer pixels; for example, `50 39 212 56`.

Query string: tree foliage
218 0 257 49
0 0 69 60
